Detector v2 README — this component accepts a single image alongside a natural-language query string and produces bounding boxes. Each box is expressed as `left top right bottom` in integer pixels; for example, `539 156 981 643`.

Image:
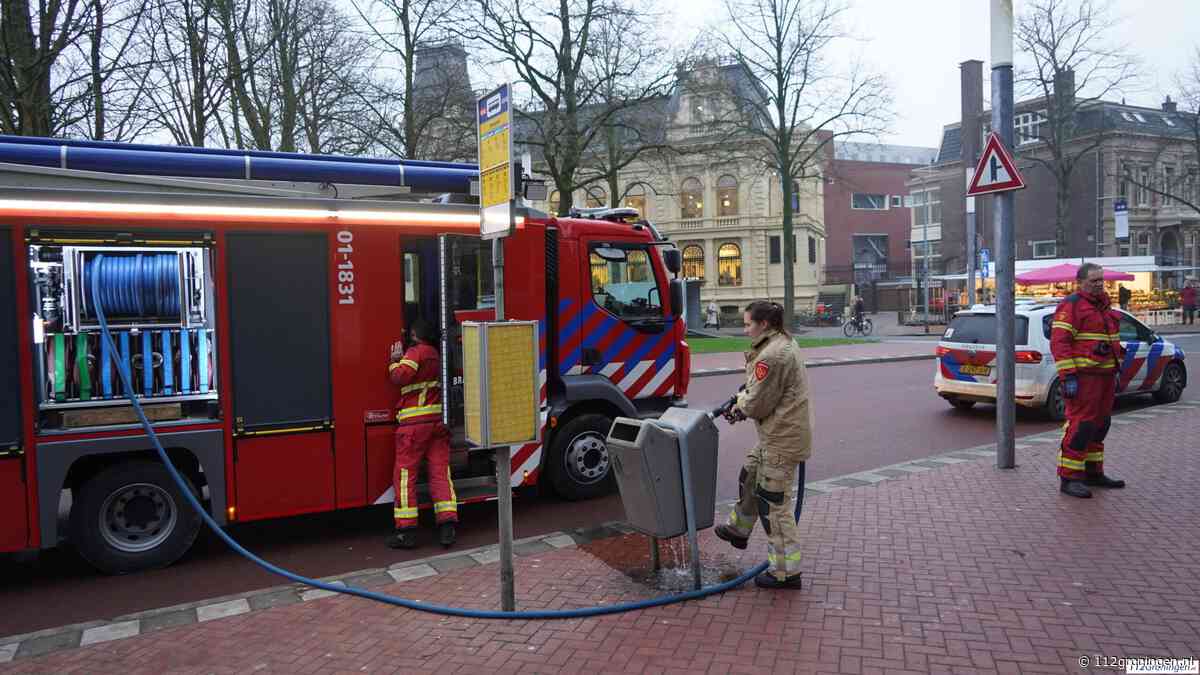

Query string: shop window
718 243 742 286
717 175 738 216
682 245 705 281
1032 240 1056 258
680 178 703 219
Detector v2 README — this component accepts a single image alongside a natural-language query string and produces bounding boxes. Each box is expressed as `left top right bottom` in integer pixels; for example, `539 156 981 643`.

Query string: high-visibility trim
1055 358 1079 371
1058 455 1086 471
393 507 418 519
1052 321 1077 335
1086 451 1104 462
400 380 439 395
1076 332 1113 340
399 468 410 512
434 501 457 513
396 404 442 421
1073 357 1116 368
727 508 754 533
767 549 804 564
391 359 419 372
447 467 457 503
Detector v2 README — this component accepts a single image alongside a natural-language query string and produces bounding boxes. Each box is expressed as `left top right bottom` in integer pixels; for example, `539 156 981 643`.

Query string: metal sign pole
493 238 515 611
992 0 1016 469
967 168 977 306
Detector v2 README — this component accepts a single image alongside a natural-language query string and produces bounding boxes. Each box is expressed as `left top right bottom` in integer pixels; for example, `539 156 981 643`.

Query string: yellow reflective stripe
447 468 457 503
1052 321 1077 334
400 380 439 394
396 404 443 421
434 501 457 513
1055 358 1079 371
767 549 804 563
394 507 418 519
1073 357 1116 368
1076 332 1111 340
727 509 754 531
1086 451 1104 462
392 359 419 372
399 469 410 510
1058 455 1086 470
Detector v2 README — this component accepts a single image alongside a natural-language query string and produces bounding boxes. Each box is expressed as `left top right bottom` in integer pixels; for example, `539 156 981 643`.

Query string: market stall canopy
1016 263 1134 285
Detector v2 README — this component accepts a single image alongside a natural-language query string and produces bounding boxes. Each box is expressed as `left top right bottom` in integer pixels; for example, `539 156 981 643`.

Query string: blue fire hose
90 254 767 619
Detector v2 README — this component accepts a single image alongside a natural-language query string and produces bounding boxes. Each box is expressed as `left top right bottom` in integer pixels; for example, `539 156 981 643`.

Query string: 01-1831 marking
336 230 355 305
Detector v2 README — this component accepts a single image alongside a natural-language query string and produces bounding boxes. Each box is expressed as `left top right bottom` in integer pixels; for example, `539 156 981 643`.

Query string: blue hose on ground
89 254 767 619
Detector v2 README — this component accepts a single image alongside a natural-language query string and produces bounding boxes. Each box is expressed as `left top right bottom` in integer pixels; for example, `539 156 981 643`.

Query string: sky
659 0 1200 149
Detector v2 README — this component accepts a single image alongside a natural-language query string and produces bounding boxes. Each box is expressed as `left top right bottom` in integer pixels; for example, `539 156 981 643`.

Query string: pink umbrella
1016 263 1134 285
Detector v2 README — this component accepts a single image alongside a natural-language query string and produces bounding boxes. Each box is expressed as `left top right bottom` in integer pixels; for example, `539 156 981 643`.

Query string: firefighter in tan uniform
713 301 812 589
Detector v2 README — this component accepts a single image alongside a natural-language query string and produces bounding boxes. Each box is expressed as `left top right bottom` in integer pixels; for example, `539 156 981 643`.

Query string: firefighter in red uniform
1049 263 1127 498
385 319 458 549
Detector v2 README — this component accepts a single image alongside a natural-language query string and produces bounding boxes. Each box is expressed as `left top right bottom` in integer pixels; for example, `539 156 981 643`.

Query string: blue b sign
979 248 990 278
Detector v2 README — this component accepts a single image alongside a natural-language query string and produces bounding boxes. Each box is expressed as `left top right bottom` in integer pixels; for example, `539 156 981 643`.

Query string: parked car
934 303 1187 420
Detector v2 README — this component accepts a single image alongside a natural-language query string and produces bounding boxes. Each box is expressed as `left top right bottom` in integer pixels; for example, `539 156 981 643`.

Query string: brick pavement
3 401 1199 674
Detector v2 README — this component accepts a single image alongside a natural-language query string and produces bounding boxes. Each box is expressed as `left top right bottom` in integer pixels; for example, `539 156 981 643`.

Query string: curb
692 353 935 378
3 400 1196 663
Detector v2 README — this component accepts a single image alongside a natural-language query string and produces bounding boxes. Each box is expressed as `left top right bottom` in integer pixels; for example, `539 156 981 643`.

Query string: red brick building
823 142 937 309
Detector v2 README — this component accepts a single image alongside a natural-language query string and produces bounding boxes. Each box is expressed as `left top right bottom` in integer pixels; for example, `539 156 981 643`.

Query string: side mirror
662 248 682 276
669 278 685 319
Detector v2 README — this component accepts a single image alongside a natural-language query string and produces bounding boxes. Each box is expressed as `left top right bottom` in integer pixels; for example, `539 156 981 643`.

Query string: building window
911 188 941 227
680 178 703 219
624 183 647 216
791 181 801 211
1162 167 1175 206
1032 240 1057 258
548 190 560 214
1118 161 1129 198
1015 109 1046 144
851 193 887 210
585 186 607 208
912 240 942 259
717 243 742 286
1136 166 1150 206
717 175 738 216
682 245 705 281
768 236 781 264
1136 231 1151 256
808 236 817 264
891 195 902 208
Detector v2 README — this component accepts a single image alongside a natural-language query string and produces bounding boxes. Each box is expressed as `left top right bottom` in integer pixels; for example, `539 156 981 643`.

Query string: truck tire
70 460 202 575
547 413 616 501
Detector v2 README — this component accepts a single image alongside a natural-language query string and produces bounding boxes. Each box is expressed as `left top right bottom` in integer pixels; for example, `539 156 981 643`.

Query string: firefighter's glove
723 407 747 424
1062 374 1079 399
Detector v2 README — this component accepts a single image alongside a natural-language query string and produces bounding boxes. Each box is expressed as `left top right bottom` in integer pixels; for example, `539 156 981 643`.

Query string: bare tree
0 0 90 135
64 0 157 140
468 0 675 217
712 0 891 326
1016 0 1140 254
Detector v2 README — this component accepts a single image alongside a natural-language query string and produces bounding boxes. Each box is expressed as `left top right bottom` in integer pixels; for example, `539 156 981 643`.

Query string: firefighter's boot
386 529 419 549
713 524 748 550
754 571 803 590
1085 473 1125 489
438 522 457 548
1060 478 1093 498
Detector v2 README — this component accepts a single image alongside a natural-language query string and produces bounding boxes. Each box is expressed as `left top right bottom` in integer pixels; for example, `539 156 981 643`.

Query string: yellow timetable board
477 83 514 238
461 321 541 448
480 163 511 209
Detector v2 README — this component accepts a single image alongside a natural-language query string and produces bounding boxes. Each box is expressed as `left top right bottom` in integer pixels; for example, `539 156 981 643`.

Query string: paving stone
513 540 554 556
469 548 501 565
341 572 395 589
830 477 873 488
80 621 140 646
139 609 196 634
541 534 577 549
196 599 250 622
15 631 80 659
428 555 478 573
387 564 438 582
0 643 17 663
248 590 302 611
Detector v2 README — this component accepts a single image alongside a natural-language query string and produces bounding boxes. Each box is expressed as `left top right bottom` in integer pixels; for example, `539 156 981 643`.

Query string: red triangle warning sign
967 132 1026 197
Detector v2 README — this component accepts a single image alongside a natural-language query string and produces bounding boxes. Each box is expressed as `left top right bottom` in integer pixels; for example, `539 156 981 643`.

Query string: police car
934 302 1188 420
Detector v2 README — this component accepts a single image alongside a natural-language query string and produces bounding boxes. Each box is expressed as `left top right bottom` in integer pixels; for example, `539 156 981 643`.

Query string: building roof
932 100 1195 165
834 141 937 165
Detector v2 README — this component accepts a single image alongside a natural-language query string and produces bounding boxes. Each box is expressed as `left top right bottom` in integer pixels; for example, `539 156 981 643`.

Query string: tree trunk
91 0 105 140
1056 174 1070 256
781 171 795 329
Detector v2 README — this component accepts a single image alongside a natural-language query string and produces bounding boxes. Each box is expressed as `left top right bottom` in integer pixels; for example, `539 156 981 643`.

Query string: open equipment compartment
28 232 220 431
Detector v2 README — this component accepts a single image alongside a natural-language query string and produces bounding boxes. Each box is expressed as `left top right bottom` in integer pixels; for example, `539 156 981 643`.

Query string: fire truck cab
0 136 690 574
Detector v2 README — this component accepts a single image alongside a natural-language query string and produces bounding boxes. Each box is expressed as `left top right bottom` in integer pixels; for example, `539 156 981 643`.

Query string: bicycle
842 316 873 337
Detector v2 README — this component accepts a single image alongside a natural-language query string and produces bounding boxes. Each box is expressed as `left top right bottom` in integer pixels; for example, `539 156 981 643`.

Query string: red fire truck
0 136 690 574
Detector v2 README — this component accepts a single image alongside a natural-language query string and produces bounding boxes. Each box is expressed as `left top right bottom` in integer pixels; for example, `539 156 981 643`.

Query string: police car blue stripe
1144 341 1164 380
1121 341 1140 376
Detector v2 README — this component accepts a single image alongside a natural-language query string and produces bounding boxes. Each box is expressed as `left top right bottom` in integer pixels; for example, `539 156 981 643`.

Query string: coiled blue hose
90 254 767 619
85 253 178 318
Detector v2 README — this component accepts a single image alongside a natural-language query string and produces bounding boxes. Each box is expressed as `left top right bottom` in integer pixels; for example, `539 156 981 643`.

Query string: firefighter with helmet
385 319 458 548
1050 262 1127 498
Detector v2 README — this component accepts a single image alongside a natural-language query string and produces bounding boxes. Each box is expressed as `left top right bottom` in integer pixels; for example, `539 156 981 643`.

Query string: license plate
960 364 991 376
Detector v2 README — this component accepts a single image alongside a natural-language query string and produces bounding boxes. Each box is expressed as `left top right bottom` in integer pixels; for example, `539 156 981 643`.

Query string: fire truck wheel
70 460 202 575
548 413 616 501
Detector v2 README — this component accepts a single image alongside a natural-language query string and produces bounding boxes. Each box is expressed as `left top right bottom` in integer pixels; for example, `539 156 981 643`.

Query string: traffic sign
966 132 1025 197
1114 198 1129 239
477 84 514 239
979 248 990 278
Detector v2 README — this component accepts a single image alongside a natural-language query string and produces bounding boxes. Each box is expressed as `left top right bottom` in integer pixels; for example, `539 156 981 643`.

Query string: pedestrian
1181 279 1197 325
706 300 720 329
385 319 458 549
1049 263 1126 499
1118 284 1131 311
713 301 812 589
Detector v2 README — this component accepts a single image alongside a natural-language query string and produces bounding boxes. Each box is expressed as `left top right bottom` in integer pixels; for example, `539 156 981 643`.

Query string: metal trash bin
605 407 720 539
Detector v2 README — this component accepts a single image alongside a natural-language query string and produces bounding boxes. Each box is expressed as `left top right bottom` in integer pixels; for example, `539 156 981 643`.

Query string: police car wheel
948 398 976 410
1153 363 1185 404
70 461 202 575
1045 380 1066 422
548 413 616 501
